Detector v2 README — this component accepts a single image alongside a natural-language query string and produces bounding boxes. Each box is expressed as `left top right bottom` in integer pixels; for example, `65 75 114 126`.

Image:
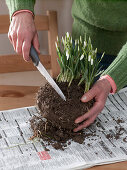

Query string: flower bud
84 41 86 47
88 55 91 61
62 37 64 44
66 32 69 38
66 51 69 60
57 36 59 42
80 36 82 43
80 54 84 60
91 58 93 65
78 46 80 51
55 42 58 50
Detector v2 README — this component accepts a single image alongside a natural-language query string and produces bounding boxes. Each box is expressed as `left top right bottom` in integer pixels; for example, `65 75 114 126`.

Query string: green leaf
78 69 88 86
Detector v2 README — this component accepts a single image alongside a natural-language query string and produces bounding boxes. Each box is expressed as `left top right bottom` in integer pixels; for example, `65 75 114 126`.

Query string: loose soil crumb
30 81 94 150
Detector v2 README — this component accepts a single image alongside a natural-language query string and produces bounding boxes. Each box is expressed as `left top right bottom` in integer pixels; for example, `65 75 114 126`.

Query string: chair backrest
0 11 60 78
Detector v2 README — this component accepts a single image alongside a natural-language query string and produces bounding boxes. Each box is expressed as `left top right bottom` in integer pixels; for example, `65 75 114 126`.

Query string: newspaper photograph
0 87 127 170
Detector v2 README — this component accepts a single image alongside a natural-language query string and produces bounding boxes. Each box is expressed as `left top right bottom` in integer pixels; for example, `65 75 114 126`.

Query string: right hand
8 12 40 61
74 78 112 132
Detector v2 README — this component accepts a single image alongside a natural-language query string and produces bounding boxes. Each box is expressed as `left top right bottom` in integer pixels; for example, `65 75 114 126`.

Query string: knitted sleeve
5 0 36 18
101 42 127 92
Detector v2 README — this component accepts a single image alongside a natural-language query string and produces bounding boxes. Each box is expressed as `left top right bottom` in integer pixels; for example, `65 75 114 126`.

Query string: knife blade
30 45 66 101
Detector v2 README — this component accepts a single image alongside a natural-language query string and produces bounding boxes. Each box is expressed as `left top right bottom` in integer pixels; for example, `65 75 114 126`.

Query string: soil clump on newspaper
30 81 94 150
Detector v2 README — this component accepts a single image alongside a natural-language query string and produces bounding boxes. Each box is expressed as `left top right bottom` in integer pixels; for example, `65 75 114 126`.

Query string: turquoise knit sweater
6 0 127 91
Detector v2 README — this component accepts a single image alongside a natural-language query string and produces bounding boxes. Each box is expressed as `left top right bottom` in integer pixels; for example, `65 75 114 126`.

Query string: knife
30 45 66 101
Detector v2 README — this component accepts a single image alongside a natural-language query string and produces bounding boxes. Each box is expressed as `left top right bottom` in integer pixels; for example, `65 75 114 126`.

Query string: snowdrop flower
84 41 86 48
88 55 91 61
57 36 59 42
78 45 80 51
75 40 77 46
66 32 69 38
89 37 91 43
80 36 82 43
95 48 97 54
80 54 84 60
66 50 69 60
91 58 93 65
55 42 58 51
62 36 64 44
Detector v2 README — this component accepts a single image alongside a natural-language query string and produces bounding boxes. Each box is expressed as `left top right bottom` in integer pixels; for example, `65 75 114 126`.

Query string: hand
73 78 112 132
8 12 40 61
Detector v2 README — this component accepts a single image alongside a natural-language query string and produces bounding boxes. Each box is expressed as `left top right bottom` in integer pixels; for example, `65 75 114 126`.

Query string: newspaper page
0 87 127 170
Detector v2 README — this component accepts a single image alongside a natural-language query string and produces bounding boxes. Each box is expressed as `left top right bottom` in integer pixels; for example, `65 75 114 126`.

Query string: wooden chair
0 11 59 110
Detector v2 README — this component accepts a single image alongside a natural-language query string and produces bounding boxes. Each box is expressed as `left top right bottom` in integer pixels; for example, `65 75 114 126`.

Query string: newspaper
1 87 127 170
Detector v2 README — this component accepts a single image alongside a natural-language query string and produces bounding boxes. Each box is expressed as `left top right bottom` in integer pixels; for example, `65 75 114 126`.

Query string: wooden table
0 85 39 110
0 85 127 170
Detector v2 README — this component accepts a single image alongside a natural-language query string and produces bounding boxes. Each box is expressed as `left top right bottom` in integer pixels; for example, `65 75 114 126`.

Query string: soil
30 80 94 150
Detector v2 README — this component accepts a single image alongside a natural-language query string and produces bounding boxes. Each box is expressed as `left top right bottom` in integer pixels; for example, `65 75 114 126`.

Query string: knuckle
85 120 93 127
93 86 100 94
8 31 10 37
11 32 17 39
83 121 89 128
8 33 11 40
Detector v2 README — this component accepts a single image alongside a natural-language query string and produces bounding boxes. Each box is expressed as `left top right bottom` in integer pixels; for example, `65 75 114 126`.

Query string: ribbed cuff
6 0 35 20
12 10 34 18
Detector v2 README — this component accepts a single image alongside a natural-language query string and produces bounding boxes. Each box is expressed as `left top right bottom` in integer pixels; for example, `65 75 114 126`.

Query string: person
5 0 127 132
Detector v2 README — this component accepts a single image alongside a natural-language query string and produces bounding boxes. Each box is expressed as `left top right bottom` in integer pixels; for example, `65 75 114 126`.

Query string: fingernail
25 59 29 62
73 129 77 132
81 96 87 101
75 119 80 124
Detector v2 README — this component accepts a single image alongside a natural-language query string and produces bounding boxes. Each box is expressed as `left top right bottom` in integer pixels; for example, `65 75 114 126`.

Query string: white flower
62 37 64 44
66 50 69 60
95 48 97 53
75 40 77 46
66 32 69 38
88 55 91 61
57 36 59 42
80 54 84 60
80 36 82 43
91 59 93 65
84 41 86 47
78 46 80 51
55 42 58 50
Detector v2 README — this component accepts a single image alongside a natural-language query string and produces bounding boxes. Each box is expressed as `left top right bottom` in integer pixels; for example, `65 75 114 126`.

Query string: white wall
0 0 73 55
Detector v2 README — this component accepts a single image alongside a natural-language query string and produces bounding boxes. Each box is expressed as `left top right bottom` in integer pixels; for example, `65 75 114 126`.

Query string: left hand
73 78 112 132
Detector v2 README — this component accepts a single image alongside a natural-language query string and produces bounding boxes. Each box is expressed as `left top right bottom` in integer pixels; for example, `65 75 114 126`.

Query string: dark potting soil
30 81 94 150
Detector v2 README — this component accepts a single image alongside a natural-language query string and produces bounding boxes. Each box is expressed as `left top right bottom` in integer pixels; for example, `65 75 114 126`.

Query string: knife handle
30 45 40 66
